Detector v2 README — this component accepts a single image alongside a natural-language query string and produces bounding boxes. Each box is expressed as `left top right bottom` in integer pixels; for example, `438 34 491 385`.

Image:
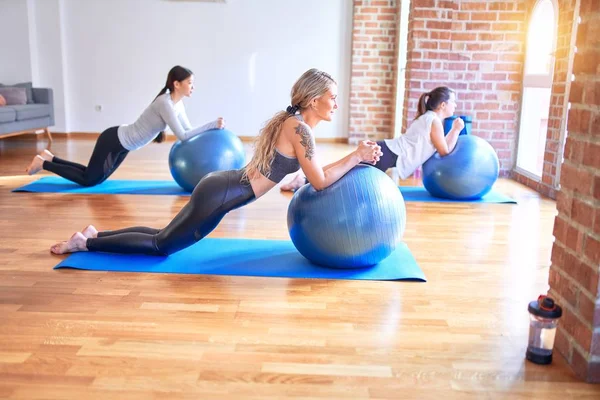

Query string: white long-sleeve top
117 93 219 150
384 110 438 179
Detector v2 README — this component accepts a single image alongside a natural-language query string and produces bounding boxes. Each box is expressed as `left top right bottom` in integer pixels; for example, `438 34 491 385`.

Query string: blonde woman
51 68 382 256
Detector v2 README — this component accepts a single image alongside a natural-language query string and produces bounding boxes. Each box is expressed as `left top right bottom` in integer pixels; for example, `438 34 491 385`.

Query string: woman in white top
280 86 465 191
25 65 225 186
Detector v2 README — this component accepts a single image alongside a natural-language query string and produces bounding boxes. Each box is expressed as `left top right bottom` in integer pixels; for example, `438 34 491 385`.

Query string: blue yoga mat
14 177 515 203
54 238 426 282
13 176 189 195
399 186 516 204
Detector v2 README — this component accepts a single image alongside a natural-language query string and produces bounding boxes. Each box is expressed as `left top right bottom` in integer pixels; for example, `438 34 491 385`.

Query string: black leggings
368 140 398 172
43 126 129 186
86 169 256 256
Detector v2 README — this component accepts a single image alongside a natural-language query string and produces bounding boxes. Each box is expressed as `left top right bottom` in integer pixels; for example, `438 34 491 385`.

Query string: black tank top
261 115 304 183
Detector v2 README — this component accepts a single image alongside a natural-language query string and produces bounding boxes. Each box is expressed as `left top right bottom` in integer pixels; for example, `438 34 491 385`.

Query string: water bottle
526 295 562 365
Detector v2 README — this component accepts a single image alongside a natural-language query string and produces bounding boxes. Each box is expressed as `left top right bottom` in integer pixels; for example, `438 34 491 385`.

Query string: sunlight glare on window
525 0 555 75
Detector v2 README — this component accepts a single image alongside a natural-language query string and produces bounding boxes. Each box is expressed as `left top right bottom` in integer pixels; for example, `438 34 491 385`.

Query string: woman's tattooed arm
294 123 315 160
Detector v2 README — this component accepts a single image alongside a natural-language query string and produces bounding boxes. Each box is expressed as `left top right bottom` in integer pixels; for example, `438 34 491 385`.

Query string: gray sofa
0 85 54 142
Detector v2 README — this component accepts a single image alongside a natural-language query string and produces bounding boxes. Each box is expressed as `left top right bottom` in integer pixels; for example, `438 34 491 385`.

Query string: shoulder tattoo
294 123 315 160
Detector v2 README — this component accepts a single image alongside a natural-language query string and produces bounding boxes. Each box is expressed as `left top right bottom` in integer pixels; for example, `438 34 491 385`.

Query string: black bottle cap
528 295 562 319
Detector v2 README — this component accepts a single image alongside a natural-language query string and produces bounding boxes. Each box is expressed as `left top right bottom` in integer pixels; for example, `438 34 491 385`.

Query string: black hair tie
286 104 300 115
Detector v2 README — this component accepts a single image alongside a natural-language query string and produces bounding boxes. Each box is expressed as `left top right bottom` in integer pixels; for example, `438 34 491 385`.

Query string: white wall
0 0 33 83
58 0 353 138
31 0 70 131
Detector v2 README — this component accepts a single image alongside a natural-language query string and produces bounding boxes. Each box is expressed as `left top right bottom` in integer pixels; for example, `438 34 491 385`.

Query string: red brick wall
349 0 530 177
513 0 579 200
348 0 399 143
548 0 600 383
402 0 527 177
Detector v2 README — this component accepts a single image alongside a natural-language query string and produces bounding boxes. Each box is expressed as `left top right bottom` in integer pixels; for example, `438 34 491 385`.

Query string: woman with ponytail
25 65 224 187
281 86 464 191
50 68 382 256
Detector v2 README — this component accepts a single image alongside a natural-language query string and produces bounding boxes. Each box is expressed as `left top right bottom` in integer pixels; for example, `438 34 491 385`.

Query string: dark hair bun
286 105 300 114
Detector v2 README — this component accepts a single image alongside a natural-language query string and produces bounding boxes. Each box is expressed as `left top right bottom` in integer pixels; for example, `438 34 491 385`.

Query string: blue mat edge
53 265 427 282
11 176 189 195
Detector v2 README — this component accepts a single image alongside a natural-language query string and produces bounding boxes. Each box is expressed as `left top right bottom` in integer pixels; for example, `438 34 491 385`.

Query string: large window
516 0 558 178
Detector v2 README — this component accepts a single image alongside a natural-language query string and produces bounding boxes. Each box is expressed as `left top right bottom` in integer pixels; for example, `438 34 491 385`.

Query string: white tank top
384 110 438 179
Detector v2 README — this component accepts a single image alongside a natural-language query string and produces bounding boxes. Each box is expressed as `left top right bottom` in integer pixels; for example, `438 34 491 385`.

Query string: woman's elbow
173 133 186 142
308 179 326 191
437 149 449 157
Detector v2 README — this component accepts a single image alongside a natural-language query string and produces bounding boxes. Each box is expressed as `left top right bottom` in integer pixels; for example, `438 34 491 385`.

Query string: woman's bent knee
81 175 107 187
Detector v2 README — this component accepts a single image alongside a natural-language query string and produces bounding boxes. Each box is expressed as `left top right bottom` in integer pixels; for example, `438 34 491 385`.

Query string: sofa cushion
0 82 33 104
0 108 17 123
10 104 51 121
0 87 27 105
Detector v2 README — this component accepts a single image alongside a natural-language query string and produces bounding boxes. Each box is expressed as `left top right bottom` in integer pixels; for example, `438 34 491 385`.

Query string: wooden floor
0 134 598 399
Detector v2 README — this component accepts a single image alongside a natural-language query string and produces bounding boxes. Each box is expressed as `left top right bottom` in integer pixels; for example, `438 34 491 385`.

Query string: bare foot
280 174 307 192
81 225 98 239
50 232 88 255
39 149 54 162
26 155 45 175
